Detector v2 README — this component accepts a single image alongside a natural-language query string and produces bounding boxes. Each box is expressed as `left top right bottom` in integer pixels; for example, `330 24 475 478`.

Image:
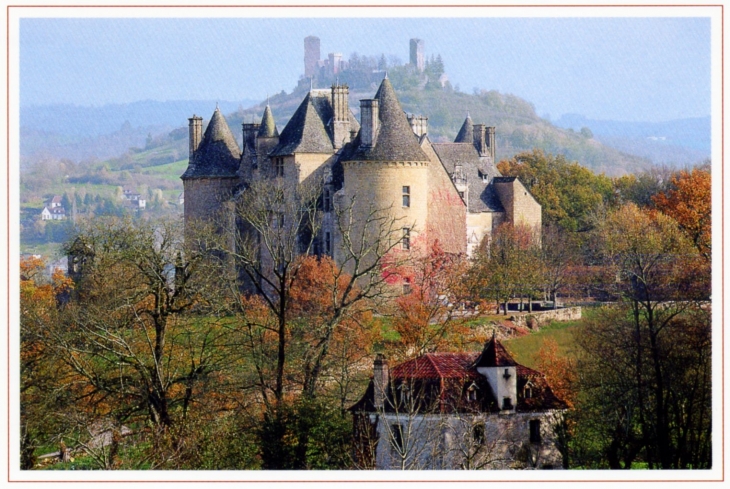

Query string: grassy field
502 310 592 369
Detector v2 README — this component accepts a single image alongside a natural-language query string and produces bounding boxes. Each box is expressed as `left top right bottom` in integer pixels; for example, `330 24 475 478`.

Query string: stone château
181 39 541 273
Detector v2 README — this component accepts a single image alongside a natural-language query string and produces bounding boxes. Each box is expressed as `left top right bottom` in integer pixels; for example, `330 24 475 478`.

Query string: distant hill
228 84 654 176
555 114 710 167
19 99 256 166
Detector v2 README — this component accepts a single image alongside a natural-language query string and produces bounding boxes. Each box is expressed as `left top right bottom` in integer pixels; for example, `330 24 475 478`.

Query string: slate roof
182 108 241 179
454 114 474 143
271 91 334 156
348 78 429 162
350 338 567 414
257 104 279 138
431 142 504 213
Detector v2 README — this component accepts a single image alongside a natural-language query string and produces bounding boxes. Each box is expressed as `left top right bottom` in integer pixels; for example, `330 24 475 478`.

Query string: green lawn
502 309 595 369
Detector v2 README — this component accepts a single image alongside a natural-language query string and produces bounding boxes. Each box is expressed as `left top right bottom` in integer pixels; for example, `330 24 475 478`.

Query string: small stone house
349 335 567 470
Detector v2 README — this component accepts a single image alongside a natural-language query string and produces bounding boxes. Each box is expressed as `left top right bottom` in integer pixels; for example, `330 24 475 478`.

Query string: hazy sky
20 16 710 122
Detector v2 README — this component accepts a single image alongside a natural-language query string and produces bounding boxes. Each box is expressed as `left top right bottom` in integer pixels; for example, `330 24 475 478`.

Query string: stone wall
493 179 541 231
510 307 582 329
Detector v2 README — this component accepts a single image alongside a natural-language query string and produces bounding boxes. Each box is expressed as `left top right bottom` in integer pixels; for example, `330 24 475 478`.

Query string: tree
575 203 711 469
221 179 407 469
498 150 614 232
469 223 540 315
386 240 470 358
31 217 232 437
539 224 580 308
652 167 711 262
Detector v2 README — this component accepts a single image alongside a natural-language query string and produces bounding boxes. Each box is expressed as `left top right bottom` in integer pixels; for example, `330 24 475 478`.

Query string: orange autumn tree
386 239 470 359
652 167 711 262
20 257 75 469
535 338 577 409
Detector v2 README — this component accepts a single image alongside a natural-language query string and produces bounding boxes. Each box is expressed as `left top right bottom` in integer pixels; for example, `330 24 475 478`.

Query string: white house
350 335 567 470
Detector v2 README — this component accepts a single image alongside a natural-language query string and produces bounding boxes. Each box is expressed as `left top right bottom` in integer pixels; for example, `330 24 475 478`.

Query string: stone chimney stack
331 83 350 149
188 115 203 160
360 99 380 148
473 124 488 157
408 114 428 138
486 126 496 161
373 354 389 410
242 123 261 152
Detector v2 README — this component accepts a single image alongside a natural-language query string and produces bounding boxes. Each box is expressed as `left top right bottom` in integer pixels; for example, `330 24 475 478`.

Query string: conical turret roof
182 107 241 179
349 77 429 162
473 334 517 368
257 104 279 138
454 113 474 143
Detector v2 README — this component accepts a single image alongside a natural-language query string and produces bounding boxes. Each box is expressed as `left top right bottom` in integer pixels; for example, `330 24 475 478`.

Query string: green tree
498 149 614 232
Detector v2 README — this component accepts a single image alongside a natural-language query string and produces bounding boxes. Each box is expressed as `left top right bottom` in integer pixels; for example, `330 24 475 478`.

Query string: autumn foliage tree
652 167 711 262
385 240 470 358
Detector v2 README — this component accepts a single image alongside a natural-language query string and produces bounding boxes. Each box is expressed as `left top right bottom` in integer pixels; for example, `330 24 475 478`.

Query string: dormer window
524 382 533 399
466 382 478 401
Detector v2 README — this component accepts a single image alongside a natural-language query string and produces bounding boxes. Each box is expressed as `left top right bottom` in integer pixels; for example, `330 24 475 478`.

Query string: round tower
340 78 431 262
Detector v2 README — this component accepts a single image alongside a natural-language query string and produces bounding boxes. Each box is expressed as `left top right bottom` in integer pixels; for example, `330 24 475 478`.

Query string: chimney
408 114 428 138
486 126 496 161
188 115 203 160
360 99 379 148
242 122 260 152
473 124 488 157
331 83 350 149
373 354 389 410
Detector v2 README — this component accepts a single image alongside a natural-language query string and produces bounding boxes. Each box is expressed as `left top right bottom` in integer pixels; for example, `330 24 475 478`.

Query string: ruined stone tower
304 35 320 79
410 38 425 72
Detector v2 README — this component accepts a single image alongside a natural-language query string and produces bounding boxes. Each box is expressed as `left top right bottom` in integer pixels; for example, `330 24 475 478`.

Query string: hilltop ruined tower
410 38 425 72
304 36 321 79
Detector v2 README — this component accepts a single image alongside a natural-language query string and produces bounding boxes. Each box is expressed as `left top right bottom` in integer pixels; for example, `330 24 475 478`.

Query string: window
402 186 410 207
323 189 331 212
502 397 513 411
481 172 489 183
466 383 478 401
402 277 411 295
458 191 465 199
472 424 486 444
275 158 284 177
402 228 410 251
325 232 331 255
391 423 404 452
524 382 533 399
529 419 541 444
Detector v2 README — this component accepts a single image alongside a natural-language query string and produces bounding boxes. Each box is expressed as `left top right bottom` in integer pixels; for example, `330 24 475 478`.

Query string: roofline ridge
425 353 444 378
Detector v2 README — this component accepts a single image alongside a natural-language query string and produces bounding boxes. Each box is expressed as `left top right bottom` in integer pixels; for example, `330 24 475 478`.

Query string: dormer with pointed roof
182 107 241 179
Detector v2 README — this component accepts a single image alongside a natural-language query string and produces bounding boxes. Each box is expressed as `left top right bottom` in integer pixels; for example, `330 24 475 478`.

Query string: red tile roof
390 353 481 380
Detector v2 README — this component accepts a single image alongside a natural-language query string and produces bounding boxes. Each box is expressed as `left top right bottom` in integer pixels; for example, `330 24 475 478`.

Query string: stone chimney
473 124 488 157
486 126 496 161
242 122 260 152
360 99 380 148
408 114 428 138
373 354 389 410
331 83 350 149
188 115 203 160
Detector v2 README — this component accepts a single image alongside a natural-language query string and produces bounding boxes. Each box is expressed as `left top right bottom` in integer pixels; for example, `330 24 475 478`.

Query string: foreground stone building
349 336 567 470
182 75 540 273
